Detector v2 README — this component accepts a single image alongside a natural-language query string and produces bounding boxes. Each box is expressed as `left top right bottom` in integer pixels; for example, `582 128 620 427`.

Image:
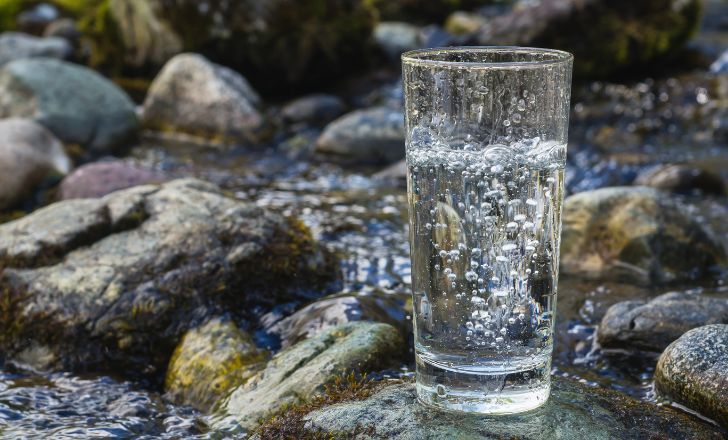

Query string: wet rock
598 292 728 352
710 50 728 74
0 32 72 66
560 187 726 284
445 11 488 35
281 94 345 125
373 22 422 61
0 58 138 155
0 178 336 376
655 325 728 428
634 164 726 196
316 107 405 164
165 318 269 412
212 322 405 433
372 159 406 185
141 53 262 144
299 377 724 439
43 19 81 46
0 118 71 210
16 3 59 34
58 160 166 200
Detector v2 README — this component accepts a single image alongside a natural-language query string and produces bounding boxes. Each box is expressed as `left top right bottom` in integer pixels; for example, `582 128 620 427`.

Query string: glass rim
401 46 573 69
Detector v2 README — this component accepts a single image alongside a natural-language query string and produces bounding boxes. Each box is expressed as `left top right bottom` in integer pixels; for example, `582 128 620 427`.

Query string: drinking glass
402 47 573 414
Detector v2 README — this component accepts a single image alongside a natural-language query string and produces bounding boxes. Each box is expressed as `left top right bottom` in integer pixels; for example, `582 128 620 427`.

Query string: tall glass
403 47 573 414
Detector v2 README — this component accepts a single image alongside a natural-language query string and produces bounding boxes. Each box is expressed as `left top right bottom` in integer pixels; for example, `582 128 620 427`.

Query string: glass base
415 354 551 415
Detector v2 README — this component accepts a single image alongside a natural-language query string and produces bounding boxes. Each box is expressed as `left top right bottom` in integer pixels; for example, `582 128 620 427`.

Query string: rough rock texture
281 94 345 124
141 53 262 143
0 178 336 376
164 318 269 412
301 378 725 439
656 325 728 428
0 58 138 154
634 164 726 196
212 322 405 433
560 187 726 284
316 107 405 164
58 160 166 200
0 118 71 209
0 32 72 66
598 292 728 352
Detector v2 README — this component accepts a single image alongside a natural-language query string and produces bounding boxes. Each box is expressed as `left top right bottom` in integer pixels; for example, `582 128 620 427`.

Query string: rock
711 50 728 74
0 58 138 154
43 18 81 44
656 325 728 428
476 0 702 78
165 318 269 412
58 160 166 200
560 187 726 284
634 164 726 196
16 3 59 35
212 322 405 433
373 0 486 22
445 11 487 35
316 107 405 164
373 22 422 61
372 159 406 185
0 178 336 376
0 32 72 66
298 377 724 439
266 292 409 348
141 53 262 144
598 292 728 352
281 94 345 124
0 118 71 210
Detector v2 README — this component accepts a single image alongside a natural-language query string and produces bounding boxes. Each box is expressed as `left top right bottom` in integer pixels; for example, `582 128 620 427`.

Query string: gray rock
316 107 405 164
0 58 138 154
301 378 724 439
58 160 166 200
0 32 72 66
656 324 728 428
560 187 726 284
212 322 405 433
710 50 728 74
43 19 81 45
598 292 728 352
373 159 406 184
16 4 59 34
373 22 422 61
0 118 71 209
634 164 725 195
141 53 262 144
0 178 336 376
281 94 345 124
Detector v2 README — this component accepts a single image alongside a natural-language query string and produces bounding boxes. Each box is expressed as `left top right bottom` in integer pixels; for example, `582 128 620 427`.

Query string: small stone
634 164 725 195
0 32 72 66
58 160 166 200
710 50 728 74
373 22 422 61
281 94 345 124
444 11 487 35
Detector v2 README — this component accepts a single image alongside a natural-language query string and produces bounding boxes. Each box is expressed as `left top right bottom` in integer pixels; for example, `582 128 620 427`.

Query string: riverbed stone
598 292 728 352
141 53 262 144
212 322 405 433
0 58 138 154
0 118 71 210
58 160 166 200
0 32 72 66
0 178 336 377
560 187 726 284
165 318 269 412
373 22 422 61
298 377 724 439
634 164 726 196
315 107 405 164
655 324 728 428
281 94 345 124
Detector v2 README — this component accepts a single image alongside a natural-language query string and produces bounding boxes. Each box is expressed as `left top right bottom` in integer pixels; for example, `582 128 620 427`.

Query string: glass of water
402 47 573 414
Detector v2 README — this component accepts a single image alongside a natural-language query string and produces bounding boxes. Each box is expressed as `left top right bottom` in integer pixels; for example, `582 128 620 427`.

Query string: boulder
560 187 726 284
0 58 138 154
165 318 269 412
0 118 71 209
373 22 422 61
281 94 345 125
141 53 262 144
43 18 81 45
211 322 405 433
634 164 726 196
655 325 728 428
0 178 336 376
598 292 728 352
0 32 72 66
316 107 405 164
58 160 166 200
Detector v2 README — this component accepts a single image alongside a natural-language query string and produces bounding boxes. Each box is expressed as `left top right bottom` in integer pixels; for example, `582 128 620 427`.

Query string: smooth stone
598 291 728 352
0 58 138 154
0 32 72 66
373 22 422 61
372 159 406 185
43 18 81 45
281 94 345 124
165 318 269 412
16 3 59 34
0 178 336 376
58 160 166 200
211 322 405 433
656 324 728 428
141 53 262 144
560 187 726 284
301 377 724 439
316 107 405 164
634 164 726 195
0 118 71 209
